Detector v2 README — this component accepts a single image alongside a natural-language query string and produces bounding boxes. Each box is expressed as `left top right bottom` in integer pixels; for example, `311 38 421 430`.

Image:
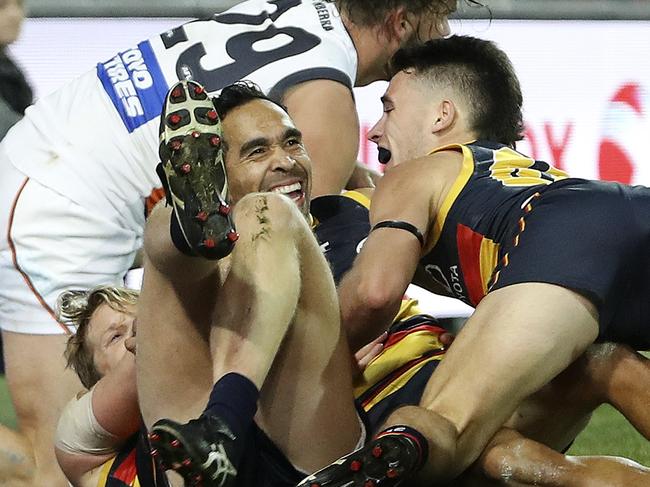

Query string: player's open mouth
270 181 306 204
378 147 392 164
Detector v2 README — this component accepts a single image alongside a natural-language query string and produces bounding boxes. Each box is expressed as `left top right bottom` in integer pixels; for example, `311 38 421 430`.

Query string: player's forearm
339 268 401 352
92 352 139 438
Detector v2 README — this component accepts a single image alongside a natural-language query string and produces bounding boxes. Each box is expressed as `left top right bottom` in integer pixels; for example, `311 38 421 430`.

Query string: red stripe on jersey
112 448 137 484
456 223 485 306
359 352 444 409
382 324 446 349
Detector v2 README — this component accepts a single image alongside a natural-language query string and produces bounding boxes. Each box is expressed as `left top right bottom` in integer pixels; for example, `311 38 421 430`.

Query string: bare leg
580 344 650 439
137 202 217 426
456 343 650 487
0 424 33 486
2 330 83 487
140 194 360 474
475 428 650 487
214 193 360 471
386 283 599 482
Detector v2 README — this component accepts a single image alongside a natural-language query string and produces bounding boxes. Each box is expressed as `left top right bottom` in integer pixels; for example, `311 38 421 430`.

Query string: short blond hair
58 286 139 389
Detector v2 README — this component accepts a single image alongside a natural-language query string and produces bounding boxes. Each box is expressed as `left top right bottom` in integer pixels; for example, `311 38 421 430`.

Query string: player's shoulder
375 151 463 205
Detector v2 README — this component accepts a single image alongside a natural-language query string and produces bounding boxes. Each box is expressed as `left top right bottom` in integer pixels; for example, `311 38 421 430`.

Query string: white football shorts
0 152 142 334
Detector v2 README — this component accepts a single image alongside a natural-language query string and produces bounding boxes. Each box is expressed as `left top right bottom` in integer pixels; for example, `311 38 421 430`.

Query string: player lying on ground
138 79 650 487
0 2 464 484
302 34 650 487
52 286 650 487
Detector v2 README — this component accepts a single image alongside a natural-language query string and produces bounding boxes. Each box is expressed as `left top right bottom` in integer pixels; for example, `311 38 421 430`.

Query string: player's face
222 100 312 216
87 303 136 378
368 70 437 168
0 0 24 47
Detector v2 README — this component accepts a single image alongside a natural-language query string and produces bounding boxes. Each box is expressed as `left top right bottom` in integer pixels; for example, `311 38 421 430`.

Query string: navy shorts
490 178 650 349
237 408 370 487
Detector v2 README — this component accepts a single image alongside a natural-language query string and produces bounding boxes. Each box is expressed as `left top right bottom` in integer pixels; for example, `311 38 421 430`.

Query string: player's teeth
272 182 301 194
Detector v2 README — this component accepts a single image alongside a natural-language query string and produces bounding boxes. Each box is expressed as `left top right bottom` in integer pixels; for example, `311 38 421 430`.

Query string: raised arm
338 159 436 351
54 351 138 486
283 79 360 197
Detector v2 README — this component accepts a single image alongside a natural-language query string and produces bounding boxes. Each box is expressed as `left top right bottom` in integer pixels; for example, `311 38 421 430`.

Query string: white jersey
2 0 357 227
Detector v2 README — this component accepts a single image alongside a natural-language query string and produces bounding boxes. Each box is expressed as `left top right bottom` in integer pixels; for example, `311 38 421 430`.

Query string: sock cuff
376 425 429 468
204 372 260 417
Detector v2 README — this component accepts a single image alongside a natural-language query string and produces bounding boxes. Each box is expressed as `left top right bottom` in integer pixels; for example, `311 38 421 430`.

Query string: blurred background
1 0 649 460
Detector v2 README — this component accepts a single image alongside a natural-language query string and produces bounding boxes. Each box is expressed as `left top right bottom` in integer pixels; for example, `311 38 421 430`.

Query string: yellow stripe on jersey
97 457 116 487
479 237 500 295
427 143 476 252
394 298 422 322
354 329 443 397
360 356 441 412
490 147 568 187
341 189 372 209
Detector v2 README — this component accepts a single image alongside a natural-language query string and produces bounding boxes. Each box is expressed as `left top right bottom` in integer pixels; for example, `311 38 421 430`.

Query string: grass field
0 376 648 464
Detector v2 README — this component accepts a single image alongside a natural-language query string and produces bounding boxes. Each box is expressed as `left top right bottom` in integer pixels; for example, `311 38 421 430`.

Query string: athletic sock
202 372 259 440
375 425 429 470
169 213 195 256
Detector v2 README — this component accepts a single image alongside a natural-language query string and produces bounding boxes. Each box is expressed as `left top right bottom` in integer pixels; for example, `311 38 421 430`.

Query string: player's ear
384 7 413 43
431 100 456 134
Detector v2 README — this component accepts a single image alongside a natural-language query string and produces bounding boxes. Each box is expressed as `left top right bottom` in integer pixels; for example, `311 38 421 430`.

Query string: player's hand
346 161 381 190
353 331 388 378
124 318 137 355
439 331 455 349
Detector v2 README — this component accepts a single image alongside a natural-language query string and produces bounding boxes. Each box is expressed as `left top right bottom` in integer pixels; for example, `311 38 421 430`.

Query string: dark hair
392 35 524 147
335 0 483 27
213 81 287 120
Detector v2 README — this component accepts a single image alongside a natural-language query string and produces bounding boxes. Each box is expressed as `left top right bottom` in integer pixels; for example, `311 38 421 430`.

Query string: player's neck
342 16 395 87
431 128 479 151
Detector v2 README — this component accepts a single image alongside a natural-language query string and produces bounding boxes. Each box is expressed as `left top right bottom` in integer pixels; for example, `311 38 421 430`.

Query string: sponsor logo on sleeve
97 41 169 133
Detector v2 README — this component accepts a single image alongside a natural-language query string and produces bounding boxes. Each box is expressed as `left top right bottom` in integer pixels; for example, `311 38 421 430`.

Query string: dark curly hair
392 35 524 147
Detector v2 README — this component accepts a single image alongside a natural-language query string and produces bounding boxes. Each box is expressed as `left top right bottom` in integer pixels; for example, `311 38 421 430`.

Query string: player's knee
234 192 305 238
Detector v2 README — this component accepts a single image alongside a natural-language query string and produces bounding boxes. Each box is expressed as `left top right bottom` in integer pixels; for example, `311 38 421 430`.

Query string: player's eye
248 147 265 157
286 138 302 147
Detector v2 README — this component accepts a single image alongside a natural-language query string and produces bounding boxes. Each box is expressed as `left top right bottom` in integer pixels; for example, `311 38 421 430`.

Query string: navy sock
376 425 429 469
202 372 259 440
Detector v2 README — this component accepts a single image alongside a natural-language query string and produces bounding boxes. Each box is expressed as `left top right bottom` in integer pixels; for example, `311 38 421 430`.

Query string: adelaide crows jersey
3 0 357 223
312 191 447 430
421 140 568 307
96 431 163 487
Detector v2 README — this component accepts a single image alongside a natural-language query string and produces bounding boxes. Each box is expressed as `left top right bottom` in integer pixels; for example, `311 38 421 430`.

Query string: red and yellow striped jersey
422 141 567 307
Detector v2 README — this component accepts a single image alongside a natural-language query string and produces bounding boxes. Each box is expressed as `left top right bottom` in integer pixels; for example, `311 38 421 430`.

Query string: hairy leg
140 194 361 474
211 193 361 471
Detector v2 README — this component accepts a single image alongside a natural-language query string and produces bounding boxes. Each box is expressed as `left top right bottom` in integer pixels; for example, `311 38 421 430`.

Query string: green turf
568 404 650 462
0 375 17 429
0 376 648 464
